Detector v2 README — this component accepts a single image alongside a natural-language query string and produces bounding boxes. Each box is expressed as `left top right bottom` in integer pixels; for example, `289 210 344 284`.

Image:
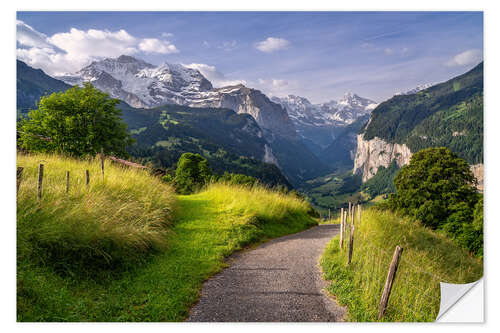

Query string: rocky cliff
470 164 484 192
190 84 298 141
353 134 412 182
354 134 484 190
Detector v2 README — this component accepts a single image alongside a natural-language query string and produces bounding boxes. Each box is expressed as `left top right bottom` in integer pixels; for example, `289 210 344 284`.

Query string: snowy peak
273 92 377 129
338 92 376 110
395 82 436 96
56 55 213 108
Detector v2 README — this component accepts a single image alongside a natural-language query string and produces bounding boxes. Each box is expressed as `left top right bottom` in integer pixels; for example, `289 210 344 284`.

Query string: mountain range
271 93 377 153
56 55 297 140
17 55 482 193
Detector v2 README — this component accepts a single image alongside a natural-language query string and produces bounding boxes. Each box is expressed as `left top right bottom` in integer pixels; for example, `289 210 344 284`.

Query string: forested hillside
361 62 483 164
16 60 72 114
123 103 292 188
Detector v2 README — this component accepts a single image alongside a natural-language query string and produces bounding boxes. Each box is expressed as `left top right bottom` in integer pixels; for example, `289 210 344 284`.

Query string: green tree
17 83 133 157
389 147 478 229
218 172 257 186
388 147 482 255
174 153 212 194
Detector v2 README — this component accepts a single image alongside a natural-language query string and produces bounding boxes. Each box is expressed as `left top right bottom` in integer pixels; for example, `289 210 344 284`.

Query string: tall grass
195 182 318 250
321 208 482 322
17 153 176 277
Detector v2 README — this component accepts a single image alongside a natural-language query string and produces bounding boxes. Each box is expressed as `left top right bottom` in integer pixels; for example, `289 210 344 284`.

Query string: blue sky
17 11 483 103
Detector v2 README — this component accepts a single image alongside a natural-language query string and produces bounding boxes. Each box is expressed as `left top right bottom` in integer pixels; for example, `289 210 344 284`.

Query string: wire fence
334 204 446 322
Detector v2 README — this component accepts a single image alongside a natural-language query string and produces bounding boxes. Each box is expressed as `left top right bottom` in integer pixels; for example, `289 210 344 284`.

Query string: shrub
217 172 258 186
174 153 212 194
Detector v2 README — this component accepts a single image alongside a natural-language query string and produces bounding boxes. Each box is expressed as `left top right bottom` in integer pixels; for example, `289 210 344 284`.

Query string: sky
16 11 483 104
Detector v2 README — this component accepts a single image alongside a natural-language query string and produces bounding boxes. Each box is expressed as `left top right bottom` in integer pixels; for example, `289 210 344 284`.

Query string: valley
16 56 484 217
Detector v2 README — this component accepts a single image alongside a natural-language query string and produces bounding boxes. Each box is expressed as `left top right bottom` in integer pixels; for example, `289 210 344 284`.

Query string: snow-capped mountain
57 55 213 108
272 92 377 128
395 83 436 96
271 93 377 152
57 55 297 140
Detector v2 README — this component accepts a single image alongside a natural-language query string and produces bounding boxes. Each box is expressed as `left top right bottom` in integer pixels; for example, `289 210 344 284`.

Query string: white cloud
446 49 483 67
271 79 288 89
184 63 246 87
139 38 179 54
16 20 53 49
16 20 180 76
161 32 174 38
48 27 138 59
255 37 290 53
255 78 294 97
218 40 237 51
384 48 393 55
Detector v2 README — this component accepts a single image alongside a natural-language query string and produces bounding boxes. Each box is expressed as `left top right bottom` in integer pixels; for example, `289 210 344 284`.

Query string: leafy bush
388 147 481 254
216 171 258 186
162 173 174 183
18 83 133 157
174 153 212 194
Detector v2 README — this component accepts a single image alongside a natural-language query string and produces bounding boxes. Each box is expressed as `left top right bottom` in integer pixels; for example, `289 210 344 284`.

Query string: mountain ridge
17 60 72 114
271 92 377 153
354 62 483 182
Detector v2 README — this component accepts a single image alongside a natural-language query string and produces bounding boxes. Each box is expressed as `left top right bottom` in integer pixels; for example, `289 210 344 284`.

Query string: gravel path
188 224 346 322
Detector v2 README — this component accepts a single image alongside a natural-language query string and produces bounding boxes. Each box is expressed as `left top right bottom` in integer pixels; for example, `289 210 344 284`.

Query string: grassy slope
17 154 316 321
320 208 482 322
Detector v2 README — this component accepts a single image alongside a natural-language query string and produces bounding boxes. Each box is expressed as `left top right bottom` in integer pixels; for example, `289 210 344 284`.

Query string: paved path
188 224 346 322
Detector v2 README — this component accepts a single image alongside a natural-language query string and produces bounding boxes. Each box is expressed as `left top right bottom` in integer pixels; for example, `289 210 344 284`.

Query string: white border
3 1 499 332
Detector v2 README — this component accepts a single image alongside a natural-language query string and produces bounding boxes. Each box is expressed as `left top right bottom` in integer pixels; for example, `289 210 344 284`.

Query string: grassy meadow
320 208 483 322
17 153 317 321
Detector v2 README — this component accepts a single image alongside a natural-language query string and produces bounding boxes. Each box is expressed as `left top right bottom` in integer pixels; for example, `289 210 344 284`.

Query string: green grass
320 208 482 322
17 153 177 279
17 154 317 321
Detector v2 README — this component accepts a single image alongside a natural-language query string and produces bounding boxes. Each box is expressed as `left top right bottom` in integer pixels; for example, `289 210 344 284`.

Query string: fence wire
336 217 444 322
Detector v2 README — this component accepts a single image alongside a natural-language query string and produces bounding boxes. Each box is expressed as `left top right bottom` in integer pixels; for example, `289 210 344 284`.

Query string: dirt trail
188 224 346 322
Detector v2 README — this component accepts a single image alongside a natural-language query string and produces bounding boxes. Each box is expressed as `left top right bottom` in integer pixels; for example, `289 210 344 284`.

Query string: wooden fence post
328 208 331 221
100 148 105 177
85 170 90 190
348 223 354 265
17 167 24 196
348 202 352 224
358 204 361 224
37 164 44 201
339 208 344 250
352 204 355 224
66 171 70 193
378 245 404 319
